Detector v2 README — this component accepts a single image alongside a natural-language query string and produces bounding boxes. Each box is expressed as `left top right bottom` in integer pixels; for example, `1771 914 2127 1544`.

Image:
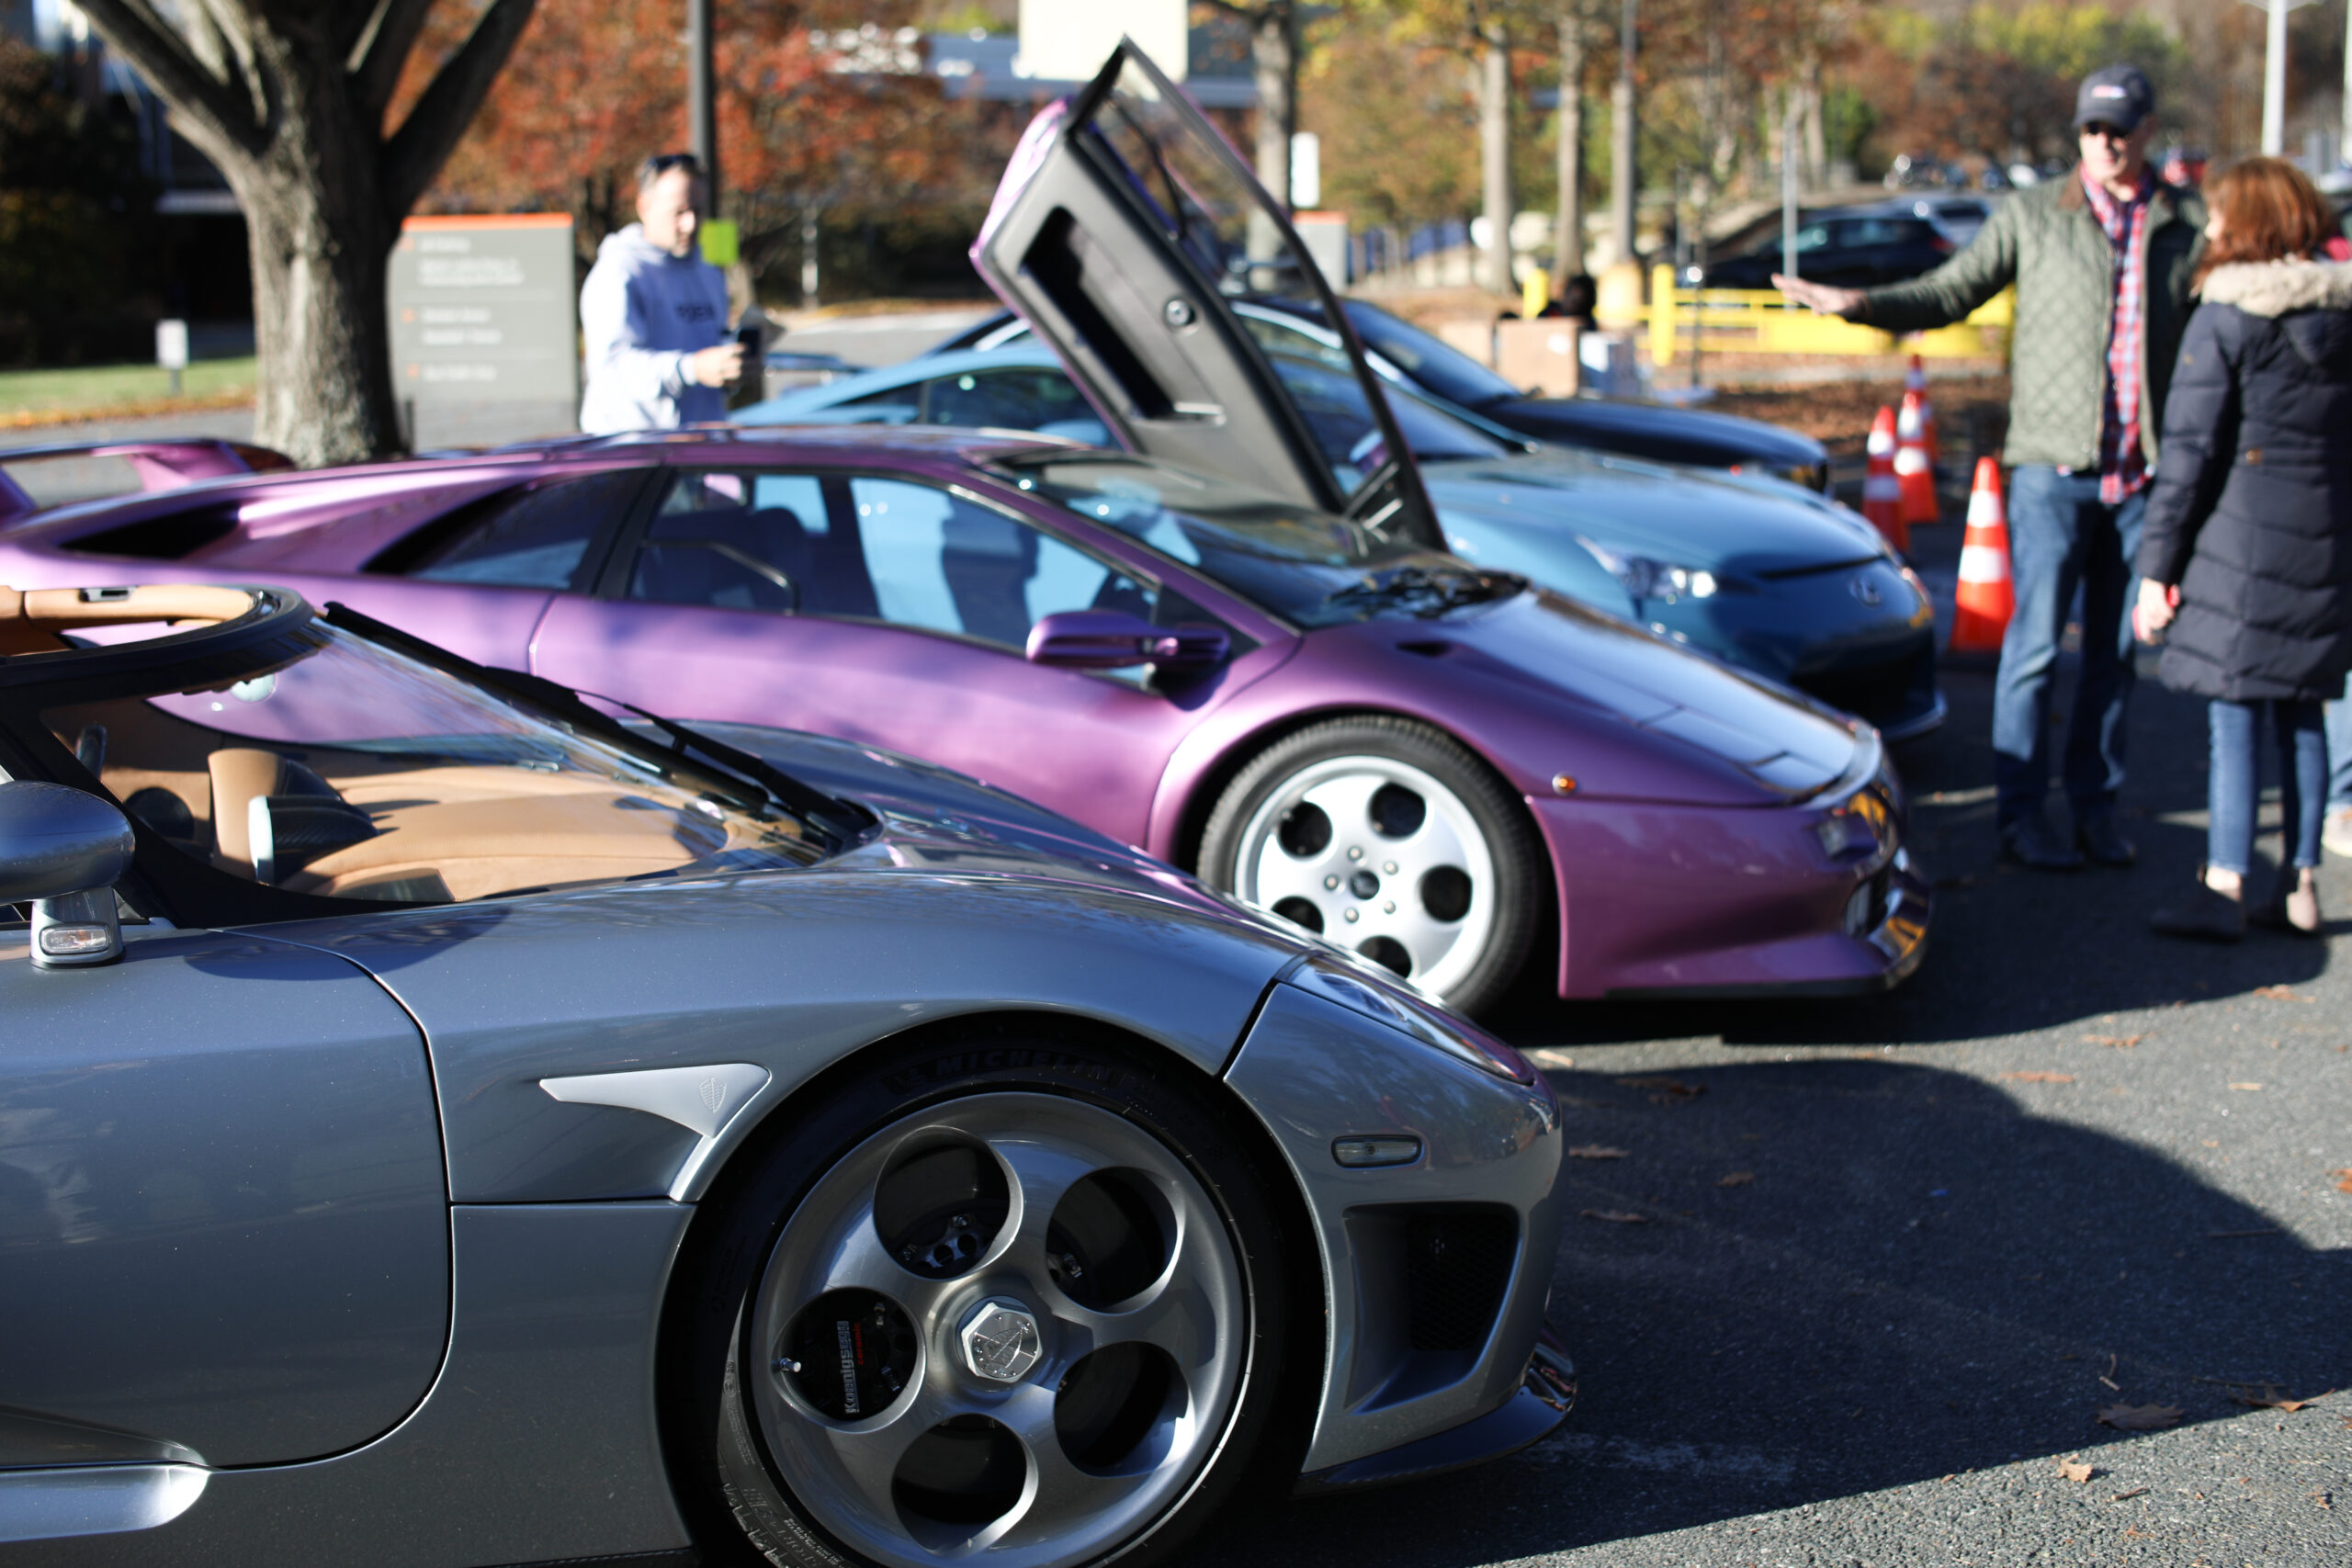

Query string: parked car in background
941 299 1834 493
0 579 1574 1566
1877 195 1992 250
1702 210 1956 290
743 334 1944 741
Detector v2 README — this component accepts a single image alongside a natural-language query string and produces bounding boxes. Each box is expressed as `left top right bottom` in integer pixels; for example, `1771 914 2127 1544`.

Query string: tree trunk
1801 53 1826 190
1478 22 1514 297
74 0 537 467
1608 0 1637 269
1554 9 1587 280
233 150 402 466
1250 3 1297 207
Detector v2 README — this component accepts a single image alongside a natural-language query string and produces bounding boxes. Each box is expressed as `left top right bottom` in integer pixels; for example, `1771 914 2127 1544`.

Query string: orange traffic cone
1895 389 1939 526
1860 405 1907 553
1905 353 1940 467
1950 457 2015 655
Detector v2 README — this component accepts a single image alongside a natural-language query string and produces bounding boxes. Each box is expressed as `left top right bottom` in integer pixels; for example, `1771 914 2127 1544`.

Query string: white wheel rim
746 1093 1247 1568
1231 754 1498 1001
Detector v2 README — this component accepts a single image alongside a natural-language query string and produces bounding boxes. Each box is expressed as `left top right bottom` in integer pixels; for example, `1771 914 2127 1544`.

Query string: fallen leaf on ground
2001 1070 2077 1083
2230 1386 2328 1413
1566 1145 1629 1159
1579 1209 1650 1224
2081 1033 2145 1049
2058 1459 2095 1483
2229 1082 2265 1091
2316 1492 2334 1510
1715 1171 1755 1187
2254 985 2314 1002
2328 1168 2352 1194
1614 1076 1704 1099
2112 1487 2150 1501
2097 1404 2184 1431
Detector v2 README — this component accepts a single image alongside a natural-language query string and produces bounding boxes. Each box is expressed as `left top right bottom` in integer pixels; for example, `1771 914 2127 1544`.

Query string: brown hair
2195 156 2334 288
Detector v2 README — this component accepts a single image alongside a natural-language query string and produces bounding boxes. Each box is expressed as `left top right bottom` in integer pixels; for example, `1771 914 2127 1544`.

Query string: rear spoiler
0 439 295 526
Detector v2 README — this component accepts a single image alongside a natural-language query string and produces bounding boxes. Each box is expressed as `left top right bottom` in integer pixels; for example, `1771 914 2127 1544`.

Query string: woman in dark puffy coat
2138 157 2352 941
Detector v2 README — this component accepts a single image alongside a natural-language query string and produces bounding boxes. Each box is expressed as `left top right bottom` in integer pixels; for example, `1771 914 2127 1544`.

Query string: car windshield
1334 300 1521 407
1240 329 1510 479
40 618 822 904
992 454 1516 626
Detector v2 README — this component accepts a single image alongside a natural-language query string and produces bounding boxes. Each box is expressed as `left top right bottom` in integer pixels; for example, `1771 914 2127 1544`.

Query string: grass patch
0 357 257 417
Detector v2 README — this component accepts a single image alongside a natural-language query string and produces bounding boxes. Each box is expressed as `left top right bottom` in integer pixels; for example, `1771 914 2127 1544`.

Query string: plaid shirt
2081 168 2154 503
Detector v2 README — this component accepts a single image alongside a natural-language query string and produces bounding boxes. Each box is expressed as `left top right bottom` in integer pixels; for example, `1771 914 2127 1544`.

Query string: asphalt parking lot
1183 518 2352 1566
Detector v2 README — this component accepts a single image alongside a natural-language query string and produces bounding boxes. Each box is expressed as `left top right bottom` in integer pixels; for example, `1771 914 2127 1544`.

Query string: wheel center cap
957 1298 1043 1383
1349 869 1381 899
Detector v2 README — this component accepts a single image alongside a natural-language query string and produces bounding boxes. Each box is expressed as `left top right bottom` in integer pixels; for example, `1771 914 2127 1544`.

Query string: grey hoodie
578 223 731 434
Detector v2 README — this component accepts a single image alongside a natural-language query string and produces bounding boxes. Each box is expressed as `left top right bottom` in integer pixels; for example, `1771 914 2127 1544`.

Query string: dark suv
1703 213 1955 290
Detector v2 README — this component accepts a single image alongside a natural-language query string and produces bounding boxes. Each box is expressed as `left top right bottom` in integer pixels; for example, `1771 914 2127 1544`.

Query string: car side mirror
0 780 136 967
1024 610 1229 671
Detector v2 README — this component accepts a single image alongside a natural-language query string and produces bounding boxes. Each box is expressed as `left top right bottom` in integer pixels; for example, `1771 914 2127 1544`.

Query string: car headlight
1575 536 1719 604
1287 955 1536 1083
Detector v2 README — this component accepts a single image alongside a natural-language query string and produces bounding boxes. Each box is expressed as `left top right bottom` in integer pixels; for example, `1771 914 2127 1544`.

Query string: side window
847 478 1155 649
924 369 1104 441
841 383 922 422
372 469 644 588
628 470 851 615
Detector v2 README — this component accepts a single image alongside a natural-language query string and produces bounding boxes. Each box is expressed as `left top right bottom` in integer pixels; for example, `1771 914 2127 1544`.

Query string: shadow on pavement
1185 1058 2348 1565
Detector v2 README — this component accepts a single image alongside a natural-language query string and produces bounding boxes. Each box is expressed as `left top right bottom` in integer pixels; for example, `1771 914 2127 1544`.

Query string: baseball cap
2075 65 2154 133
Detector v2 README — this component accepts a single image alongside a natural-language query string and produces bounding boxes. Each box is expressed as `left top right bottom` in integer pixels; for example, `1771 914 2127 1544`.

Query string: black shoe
2075 813 2137 867
2149 875 2245 942
2002 815 2085 871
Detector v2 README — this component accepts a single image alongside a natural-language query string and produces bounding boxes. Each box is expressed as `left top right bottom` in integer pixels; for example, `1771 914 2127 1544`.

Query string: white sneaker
2325 807 2352 860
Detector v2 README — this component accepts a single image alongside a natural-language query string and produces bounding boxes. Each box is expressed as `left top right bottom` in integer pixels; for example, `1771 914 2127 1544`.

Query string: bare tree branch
74 0 266 156
352 0 439 122
334 0 395 62
379 0 538 218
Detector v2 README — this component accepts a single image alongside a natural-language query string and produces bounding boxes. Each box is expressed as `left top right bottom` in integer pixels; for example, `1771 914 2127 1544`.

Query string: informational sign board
388 214 578 412
1016 0 1185 83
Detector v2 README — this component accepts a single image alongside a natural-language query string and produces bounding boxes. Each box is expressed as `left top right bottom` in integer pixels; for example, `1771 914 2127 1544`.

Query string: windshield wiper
319 602 873 848
1321 564 1526 619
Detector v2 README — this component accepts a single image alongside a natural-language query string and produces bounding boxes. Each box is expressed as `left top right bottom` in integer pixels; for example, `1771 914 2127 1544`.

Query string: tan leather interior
206 748 284 874
0 583 257 656
45 669 809 904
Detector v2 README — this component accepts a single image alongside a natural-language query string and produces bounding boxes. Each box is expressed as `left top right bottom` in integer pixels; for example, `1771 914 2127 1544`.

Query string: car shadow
1183 1057 2348 1565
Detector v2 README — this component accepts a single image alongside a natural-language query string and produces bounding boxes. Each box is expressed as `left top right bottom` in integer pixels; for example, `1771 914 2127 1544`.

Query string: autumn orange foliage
393 3 1014 288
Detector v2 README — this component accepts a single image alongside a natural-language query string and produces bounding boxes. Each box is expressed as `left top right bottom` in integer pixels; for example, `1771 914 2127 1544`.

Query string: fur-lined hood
2199 257 2352 317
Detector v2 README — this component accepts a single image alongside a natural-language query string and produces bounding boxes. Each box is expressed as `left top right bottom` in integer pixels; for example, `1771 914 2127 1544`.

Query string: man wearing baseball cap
1777 66 2205 871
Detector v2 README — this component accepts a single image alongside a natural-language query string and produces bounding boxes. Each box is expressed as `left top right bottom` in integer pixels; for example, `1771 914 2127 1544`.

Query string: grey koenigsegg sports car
0 581 1571 1567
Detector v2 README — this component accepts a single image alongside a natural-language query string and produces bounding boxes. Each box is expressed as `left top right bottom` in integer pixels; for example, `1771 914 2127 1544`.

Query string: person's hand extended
689 341 747 388
2134 579 2180 642
1771 273 1866 318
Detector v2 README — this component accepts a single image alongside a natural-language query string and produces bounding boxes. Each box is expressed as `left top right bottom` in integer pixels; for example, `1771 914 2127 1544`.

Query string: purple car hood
1385 586 1867 799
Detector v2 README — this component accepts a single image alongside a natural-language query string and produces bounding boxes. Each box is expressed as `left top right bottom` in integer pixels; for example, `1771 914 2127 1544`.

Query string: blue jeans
1994 467 2145 828
2326 699 2352 813
2209 698 2327 875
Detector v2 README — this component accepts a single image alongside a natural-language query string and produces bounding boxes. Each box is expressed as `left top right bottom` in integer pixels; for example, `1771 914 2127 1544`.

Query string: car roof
735 344 1071 421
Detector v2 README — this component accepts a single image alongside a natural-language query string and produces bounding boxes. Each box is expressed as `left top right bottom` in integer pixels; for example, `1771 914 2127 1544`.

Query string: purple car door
971 39 1442 556
529 464 1219 845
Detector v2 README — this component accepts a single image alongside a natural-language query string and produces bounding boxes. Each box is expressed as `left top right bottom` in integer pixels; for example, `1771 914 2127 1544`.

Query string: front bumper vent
1405 1210 1518 1352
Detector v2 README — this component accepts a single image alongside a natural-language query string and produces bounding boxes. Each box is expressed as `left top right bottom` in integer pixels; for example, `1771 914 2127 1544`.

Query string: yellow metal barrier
1642 264 2013 365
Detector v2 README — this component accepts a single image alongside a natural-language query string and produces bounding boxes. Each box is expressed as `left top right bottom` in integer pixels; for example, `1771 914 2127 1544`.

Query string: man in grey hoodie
579 152 744 434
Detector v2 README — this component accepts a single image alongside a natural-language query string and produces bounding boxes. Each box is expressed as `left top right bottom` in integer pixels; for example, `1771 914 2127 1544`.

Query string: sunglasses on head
643 152 704 176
